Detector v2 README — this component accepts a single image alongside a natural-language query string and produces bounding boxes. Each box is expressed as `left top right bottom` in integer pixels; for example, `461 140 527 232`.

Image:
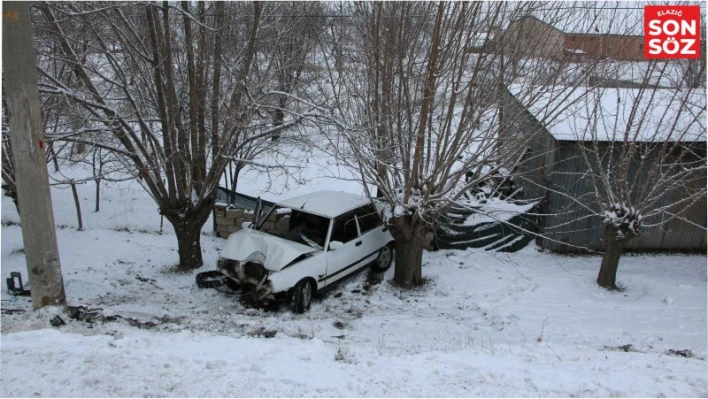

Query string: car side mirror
241 221 253 229
329 241 344 251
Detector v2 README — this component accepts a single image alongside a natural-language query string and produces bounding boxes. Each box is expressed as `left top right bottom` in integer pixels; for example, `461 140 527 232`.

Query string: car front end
217 257 274 300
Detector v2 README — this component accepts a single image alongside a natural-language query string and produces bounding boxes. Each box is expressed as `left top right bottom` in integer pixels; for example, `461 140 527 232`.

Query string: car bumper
217 258 274 300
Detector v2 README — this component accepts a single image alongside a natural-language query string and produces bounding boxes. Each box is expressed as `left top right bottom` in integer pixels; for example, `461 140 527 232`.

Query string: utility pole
2 2 67 309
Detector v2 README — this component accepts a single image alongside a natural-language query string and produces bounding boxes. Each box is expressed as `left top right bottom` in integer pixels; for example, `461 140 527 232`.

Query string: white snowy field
1 222 706 397
1 153 707 397
0 143 367 234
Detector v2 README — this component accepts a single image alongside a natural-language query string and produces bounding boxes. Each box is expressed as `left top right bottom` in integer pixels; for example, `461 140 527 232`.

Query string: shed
501 85 706 253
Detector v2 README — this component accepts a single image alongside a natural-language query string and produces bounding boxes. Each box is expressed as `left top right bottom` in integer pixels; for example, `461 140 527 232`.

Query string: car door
353 205 387 262
323 211 364 287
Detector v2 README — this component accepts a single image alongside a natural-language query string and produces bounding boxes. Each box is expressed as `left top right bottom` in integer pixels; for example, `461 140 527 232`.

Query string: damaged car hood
220 229 319 271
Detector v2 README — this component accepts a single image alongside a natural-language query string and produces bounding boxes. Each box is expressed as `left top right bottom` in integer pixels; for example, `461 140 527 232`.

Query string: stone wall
259 210 291 237
214 204 290 239
214 204 252 238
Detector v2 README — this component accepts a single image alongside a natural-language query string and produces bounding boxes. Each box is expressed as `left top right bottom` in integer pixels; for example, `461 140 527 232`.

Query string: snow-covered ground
1 226 706 396
1 167 169 233
0 143 366 233
1 155 706 397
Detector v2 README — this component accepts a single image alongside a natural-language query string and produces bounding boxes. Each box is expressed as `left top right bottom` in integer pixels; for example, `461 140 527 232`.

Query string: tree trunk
167 197 215 271
271 95 286 142
48 142 60 172
597 225 627 290
230 162 242 192
391 216 424 287
94 150 102 212
95 178 100 212
70 181 83 231
173 220 204 271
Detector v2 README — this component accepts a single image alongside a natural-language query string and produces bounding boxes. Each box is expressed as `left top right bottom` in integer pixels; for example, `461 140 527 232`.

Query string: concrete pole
2 2 67 309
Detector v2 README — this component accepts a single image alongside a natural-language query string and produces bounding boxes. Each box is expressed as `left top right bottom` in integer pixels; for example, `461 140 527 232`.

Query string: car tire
290 279 314 314
371 245 393 272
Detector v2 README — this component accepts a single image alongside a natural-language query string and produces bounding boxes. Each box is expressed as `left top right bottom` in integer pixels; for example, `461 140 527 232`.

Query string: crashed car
217 191 395 313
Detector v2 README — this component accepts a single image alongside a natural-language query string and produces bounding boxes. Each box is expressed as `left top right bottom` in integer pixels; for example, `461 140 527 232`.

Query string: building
503 12 645 62
501 85 707 253
563 33 644 61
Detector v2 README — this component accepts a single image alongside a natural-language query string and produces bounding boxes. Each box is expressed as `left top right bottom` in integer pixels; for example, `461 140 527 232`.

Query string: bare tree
217 2 325 191
312 2 573 287
258 2 325 139
34 2 302 269
505 4 707 290
558 80 705 290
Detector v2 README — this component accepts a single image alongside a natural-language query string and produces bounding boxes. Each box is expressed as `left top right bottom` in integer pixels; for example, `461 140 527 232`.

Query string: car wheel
290 279 314 314
371 245 393 272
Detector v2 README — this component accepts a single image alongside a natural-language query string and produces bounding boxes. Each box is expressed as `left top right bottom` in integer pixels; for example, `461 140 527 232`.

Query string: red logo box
644 5 701 59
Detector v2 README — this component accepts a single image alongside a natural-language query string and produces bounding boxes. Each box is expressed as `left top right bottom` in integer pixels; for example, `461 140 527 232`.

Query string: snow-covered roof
588 61 697 88
508 85 707 142
275 190 372 218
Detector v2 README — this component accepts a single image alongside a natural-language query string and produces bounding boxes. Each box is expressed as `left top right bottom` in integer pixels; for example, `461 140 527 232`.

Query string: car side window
330 213 359 243
355 205 382 234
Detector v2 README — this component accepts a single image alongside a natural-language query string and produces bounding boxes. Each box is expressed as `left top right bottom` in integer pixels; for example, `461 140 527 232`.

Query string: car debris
6 272 31 296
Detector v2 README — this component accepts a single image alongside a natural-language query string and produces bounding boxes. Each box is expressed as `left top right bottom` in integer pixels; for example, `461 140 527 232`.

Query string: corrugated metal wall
502 88 706 253
540 142 707 253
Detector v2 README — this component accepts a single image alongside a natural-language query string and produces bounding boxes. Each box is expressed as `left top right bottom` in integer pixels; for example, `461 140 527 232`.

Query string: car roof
275 191 373 218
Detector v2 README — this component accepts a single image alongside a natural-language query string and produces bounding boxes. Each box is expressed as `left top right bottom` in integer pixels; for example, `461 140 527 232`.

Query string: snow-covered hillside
0 143 366 233
1 227 706 396
1 153 706 397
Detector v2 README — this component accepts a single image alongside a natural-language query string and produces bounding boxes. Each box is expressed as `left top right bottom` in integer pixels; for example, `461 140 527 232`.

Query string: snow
1 220 706 396
393 204 406 217
6 6 704 395
1 143 706 397
588 61 701 88
603 203 642 238
508 84 707 142
275 190 372 218
1 166 189 234
460 198 537 226
234 144 374 203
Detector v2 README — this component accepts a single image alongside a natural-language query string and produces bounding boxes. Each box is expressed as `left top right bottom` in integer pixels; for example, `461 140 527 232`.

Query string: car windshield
259 206 330 250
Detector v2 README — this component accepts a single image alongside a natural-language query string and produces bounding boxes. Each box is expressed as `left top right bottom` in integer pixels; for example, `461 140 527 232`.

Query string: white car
217 191 395 313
